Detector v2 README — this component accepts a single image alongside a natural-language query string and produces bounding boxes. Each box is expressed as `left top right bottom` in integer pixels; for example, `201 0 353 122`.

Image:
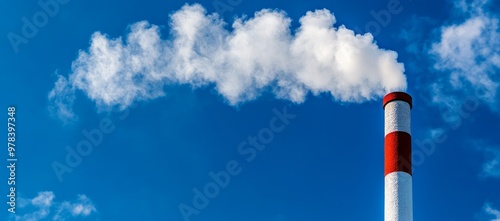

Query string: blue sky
1 0 500 220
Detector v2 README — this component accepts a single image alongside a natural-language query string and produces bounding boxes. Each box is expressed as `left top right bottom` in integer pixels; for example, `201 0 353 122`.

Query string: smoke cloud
49 4 406 120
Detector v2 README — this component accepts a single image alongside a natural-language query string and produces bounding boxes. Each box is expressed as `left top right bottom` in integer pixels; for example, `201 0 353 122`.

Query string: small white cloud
480 147 500 178
11 192 97 221
429 0 500 113
13 192 54 221
31 191 55 208
466 140 500 179
53 195 97 220
48 75 77 123
478 203 500 221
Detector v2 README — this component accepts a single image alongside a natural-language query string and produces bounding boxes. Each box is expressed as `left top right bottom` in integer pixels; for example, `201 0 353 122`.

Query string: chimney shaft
383 92 413 221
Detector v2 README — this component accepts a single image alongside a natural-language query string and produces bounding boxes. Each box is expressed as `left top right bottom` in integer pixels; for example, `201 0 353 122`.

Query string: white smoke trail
49 4 406 121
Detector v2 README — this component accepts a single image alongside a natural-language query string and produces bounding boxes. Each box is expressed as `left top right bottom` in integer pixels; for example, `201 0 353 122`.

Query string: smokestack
383 92 413 221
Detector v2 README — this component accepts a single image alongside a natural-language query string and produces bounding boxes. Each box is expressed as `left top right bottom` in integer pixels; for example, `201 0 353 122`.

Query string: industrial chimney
383 92 413 221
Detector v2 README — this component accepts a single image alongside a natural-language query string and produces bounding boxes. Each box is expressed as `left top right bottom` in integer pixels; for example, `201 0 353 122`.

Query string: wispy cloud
429 0 500 112
11 191 97 221
48 3 407 121
478 202 500 221
48 75 77 123
52 195 96 221
480 146 500 178
464 140 500 179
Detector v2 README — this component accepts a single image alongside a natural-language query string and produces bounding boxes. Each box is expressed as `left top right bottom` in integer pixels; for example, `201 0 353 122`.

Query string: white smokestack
48 4 407 120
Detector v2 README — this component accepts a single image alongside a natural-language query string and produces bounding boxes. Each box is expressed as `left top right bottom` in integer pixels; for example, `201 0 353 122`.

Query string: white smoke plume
49 4 406 120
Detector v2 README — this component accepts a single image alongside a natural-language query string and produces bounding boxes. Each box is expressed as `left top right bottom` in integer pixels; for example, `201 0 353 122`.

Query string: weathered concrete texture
384 100 411 136
385 172 413 221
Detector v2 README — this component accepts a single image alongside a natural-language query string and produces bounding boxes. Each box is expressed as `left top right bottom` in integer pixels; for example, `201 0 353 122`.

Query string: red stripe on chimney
384 131 412 176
